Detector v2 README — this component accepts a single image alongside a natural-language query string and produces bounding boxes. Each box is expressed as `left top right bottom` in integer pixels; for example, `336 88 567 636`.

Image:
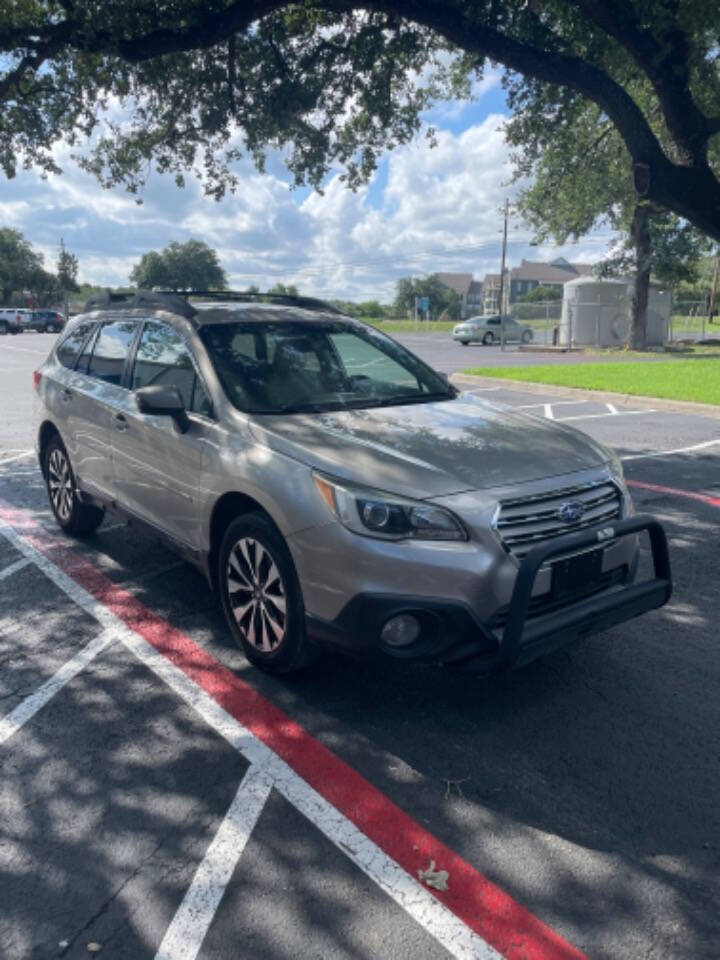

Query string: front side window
85 321 137 386
131 321 211 416
56 321 96 369
199 320 454 414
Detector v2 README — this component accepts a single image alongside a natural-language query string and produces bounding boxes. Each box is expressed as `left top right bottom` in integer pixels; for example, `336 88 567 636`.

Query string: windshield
199 320 455 414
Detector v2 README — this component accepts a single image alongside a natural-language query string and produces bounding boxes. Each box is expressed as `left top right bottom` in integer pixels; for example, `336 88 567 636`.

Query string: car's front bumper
303 515 671 673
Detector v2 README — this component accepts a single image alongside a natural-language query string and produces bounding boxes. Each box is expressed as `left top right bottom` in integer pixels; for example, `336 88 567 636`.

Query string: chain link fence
669 300 719 341
510 302 562 346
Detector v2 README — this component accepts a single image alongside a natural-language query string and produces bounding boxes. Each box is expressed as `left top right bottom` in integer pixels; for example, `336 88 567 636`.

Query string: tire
44 436 105 536
460 340 469 346
521 329 533 344
0 321 7 335
218 512 317 674
45 323 57 333
482 332 494 345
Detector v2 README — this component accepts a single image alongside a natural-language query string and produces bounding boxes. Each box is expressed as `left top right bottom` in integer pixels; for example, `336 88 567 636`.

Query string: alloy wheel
226 537 287 652
48 448 74 521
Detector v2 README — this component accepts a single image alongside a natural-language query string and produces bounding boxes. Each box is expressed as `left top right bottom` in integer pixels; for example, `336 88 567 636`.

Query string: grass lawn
363 318 456 332
462 358 720 405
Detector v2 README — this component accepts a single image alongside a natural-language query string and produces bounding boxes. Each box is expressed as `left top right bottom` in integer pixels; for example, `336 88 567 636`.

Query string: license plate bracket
552 549 604 601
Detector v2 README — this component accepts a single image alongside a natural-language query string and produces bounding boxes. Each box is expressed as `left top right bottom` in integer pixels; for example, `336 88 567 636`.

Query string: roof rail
83 289 197 319
162 290 344 316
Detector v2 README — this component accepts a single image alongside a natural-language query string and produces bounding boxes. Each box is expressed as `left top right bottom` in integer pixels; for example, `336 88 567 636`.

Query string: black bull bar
490 514 672 672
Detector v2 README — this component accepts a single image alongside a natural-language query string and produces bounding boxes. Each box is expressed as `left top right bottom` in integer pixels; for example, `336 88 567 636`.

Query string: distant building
466 280 484 314
435 273 484 317
483 258 594 312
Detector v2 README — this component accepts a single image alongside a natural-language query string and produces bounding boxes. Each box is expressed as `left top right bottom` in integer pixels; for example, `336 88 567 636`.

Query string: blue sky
0 70 612 302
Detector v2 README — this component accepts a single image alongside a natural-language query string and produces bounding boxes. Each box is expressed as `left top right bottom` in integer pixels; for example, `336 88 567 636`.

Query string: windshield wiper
373 391 455 407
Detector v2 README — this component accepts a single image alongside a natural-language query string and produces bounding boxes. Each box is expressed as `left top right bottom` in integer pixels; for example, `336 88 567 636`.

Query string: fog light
381 613 421 647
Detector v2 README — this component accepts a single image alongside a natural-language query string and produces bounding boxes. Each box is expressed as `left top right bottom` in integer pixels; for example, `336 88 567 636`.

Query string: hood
248 394 610 499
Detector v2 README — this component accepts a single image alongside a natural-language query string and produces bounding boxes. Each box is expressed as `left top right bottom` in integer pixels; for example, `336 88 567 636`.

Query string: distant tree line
0 227 79 307
393 275 462 321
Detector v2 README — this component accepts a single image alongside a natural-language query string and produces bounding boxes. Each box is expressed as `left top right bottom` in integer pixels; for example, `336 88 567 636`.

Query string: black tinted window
56 321 96 369
86 321 136 386
132 322 211 416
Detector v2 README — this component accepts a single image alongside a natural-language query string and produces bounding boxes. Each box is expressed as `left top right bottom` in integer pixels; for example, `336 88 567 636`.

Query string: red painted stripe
0 502 585 960
627 479 720 508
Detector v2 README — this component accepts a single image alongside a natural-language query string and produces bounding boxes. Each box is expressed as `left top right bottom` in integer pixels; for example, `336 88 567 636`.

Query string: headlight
313 473 467 541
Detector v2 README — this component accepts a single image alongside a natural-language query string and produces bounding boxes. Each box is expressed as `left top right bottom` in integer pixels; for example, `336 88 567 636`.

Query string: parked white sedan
452 314 534 345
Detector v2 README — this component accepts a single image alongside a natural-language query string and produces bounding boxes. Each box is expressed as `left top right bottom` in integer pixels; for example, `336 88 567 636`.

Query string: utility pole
498 199 509 351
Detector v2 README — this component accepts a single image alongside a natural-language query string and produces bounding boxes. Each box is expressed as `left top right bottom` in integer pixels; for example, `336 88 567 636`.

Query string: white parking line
0 557 31 581
605 403 619 415
0 627 117 745
0 518 502 960
544 403 554 420
0 344 48 355
0 450 34 466
621 439 720 460
556 409 655 423
515 400 591 410
154 766 273 960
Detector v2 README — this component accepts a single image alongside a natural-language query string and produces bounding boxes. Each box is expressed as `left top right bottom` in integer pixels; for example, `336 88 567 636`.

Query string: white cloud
0 110 614 302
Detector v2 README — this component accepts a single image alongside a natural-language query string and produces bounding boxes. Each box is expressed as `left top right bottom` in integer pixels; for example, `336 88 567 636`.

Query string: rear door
111 319 215 549
67 318 138 499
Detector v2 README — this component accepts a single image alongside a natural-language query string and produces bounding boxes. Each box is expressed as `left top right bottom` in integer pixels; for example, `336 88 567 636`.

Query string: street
1 332 719 959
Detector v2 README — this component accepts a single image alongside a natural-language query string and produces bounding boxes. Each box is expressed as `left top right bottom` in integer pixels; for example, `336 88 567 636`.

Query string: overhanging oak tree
507 99 713 347
2 2 719 239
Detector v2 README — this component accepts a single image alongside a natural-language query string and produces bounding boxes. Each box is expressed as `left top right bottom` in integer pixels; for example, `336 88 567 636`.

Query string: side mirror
135 384 190 433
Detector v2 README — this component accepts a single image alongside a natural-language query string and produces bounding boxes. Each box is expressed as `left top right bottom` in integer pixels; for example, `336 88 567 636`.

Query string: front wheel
521 329 533 344
0 321 7 335
218 513 317 674
44 437 104 536
45 322 58 333
459 340 469 346
482 332 494 345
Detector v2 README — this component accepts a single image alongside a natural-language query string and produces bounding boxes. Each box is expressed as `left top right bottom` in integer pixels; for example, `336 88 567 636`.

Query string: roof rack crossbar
160 290 343 315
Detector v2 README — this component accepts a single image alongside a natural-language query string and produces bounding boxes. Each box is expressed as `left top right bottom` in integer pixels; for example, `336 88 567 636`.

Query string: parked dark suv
25 310 65 333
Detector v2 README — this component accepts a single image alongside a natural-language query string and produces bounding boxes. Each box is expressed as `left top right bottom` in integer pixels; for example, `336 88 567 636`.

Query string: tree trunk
629 203 650 350
708 255 719 325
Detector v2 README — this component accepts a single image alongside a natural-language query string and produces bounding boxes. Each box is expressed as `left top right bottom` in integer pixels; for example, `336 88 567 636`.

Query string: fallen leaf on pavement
417 859 449 891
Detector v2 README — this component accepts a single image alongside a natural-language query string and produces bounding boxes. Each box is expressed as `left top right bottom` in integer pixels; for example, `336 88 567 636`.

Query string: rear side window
56 321 96 369
131 322 211 416
86 321 137 386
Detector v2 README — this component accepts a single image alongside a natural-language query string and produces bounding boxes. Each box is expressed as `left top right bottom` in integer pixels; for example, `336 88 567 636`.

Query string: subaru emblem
557 500 584 524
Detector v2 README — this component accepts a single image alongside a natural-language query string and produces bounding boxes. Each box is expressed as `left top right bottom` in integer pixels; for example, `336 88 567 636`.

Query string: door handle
113 412 128 432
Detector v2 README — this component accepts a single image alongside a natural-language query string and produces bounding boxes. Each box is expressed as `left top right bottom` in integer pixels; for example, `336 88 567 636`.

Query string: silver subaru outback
33 291 671 675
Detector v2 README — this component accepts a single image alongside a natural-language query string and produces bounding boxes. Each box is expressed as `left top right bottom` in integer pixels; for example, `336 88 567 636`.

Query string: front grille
494 480 622 560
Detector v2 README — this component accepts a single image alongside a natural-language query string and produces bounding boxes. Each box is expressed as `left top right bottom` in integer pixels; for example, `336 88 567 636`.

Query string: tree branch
2 0 719 240
566 0 711 164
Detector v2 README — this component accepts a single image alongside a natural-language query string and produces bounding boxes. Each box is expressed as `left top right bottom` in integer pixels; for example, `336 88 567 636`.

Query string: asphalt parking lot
2 332 720 959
